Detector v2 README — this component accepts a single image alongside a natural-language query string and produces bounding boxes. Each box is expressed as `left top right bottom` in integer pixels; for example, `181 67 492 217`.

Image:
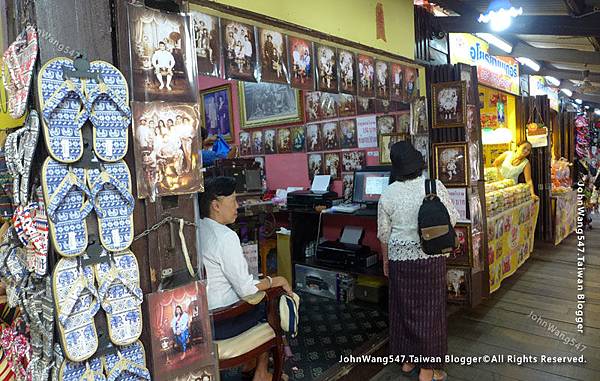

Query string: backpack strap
425 179 437 196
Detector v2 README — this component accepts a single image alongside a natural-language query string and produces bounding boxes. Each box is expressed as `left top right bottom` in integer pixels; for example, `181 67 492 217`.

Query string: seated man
199 177 292 381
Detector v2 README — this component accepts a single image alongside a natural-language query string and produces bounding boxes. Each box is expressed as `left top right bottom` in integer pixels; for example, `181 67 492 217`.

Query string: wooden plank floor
369 222 600 381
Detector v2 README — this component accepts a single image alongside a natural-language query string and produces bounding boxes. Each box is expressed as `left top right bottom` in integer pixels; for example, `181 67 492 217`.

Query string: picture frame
356 96 376 115
238 82 303 128
258 27 289 85
390 63 404 102
306 124 323 152
403 66 418 102
221 19 258 82
287 36 314 91
378 133 408 165
200 84 233 141
324 152 342 180
291 125 306 152
322 122 340 150
264 129 277 154
342 172 354 202
412 134 430 173
191 11 221 77
431 81 467 128
447 223 472 266
375 60 390 100
239 131 251 156
376 115 396 135
433 142 469 187
447 266 470 304
277 127 292 153
338 49 357 95
307 153 324 181
339 94 357 117
315 44 338 93
342 151 366 172
357 54 375 98
251 130 264 155
339 119 358 149
305 91 338 122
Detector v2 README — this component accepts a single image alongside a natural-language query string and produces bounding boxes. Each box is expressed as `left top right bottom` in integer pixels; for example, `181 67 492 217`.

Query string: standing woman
378 142 459 381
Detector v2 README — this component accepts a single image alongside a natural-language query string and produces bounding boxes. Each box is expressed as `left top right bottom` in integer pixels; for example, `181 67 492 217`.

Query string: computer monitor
352 167 391 204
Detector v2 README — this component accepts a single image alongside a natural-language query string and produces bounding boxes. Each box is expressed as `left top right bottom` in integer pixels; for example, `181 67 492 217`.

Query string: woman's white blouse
377 176 459 261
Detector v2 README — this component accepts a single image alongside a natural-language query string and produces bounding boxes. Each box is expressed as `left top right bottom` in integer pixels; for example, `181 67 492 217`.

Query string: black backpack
418 180 457 255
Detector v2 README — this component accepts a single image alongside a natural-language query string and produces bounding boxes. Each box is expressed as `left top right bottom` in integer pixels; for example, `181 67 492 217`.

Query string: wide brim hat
390 140 426 178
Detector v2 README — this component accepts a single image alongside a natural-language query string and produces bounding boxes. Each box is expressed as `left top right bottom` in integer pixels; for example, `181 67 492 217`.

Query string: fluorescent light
476 33 513 53
560 88 573 97
575 99 583 105
544 76 560 87
516 57 540 72
478 1 523 32
594 108 600 116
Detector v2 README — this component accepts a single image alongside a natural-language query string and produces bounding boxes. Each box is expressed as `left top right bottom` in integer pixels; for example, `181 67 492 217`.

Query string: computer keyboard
330 203 361 213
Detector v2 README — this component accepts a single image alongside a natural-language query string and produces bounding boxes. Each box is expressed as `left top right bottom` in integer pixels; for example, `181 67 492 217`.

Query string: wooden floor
369 221 600 381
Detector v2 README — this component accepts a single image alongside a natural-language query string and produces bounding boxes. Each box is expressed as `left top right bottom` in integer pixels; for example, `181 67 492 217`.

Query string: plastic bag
212 135 231 157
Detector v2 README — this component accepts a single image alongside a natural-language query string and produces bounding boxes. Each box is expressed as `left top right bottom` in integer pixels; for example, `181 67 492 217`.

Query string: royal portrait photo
259 28 288 84
221 19 257 81
239 82 302 128
200 85 232 140
191 11 220 77
308 153 324 180
306 124 323 152
375 60 390 99
358 54 375 98
315 44 338 93
288 36 314 91
339 49 356 94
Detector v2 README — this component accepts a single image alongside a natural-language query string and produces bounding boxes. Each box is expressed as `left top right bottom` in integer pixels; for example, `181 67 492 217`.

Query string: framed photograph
147 281 217 381
306 124 323 152
315 44 338 93
448 223 472 266
277 127 292 153
222 19 257 81
322 122 340 150
128 4 197 102
305 91 338 122
339 119 358 149
200 85 233 140
342 151 366 172
433 142 469 187
403 66 418 101
447 267 470 304
251 130 264 155
238 82 302 128
291 125 306 152
338 50 357 94
339 94 357 117
357 97 376 115
375 99 392 114
460 64 477 106
358 54 375 98
258 28 288 84
397 112 410 133
375 60 390 100
342 173 354 202
239 131 251 156
410 97 428 135
264 129 276 154
324 152 342 179
432 81 467 128
379 133 408 164
288 36 314 91
376 115 396 135
308 153 324 181
191 11 220 77
132 102 203 199
412 134 430 170
391 63 404 102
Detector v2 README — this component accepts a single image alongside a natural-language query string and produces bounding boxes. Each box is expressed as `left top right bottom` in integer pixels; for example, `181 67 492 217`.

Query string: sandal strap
3 27 37 91
87 82 132 124
90 171 134 218
46 170 94 223
97 265 143 314
57 270 100 329
41 78 89 129
106 353 150 381
79 361 104 381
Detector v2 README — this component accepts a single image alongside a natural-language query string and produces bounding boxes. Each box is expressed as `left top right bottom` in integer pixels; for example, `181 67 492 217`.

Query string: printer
316 226 378 268
287 190 340 209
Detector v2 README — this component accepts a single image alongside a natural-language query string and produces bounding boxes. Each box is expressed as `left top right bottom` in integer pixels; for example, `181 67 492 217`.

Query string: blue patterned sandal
87 161 134 252
84 61 131 162
102 341 150 381
59 357 106 381
42 157 93 257
53 257 100 362
38 57 90 163
94 250 143 346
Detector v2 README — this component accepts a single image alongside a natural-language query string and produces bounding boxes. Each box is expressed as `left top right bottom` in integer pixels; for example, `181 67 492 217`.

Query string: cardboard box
355 276 388 304
295 264 338 300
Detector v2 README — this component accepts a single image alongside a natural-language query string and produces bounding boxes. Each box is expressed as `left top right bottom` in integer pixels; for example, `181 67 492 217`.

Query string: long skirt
389 257 447 369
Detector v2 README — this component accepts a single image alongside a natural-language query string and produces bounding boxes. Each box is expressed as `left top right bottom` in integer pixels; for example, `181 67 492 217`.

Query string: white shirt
199 218 259 309
152 49 175 68
500 151 528 184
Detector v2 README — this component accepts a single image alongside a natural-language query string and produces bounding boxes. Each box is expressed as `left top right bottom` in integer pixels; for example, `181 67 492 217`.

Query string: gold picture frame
433 142 469 187
238 82 303 128
200 84 234 141
432 81 467 128
378 133 408 165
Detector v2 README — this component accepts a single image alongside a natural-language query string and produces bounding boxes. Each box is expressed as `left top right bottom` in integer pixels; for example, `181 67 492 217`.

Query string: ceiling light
478 0 523 32
594 108 600 116
475 33 513 53
544 76 560 87
560 88 573 97
575 99 583 105
516 57 540 72
585 105 590 110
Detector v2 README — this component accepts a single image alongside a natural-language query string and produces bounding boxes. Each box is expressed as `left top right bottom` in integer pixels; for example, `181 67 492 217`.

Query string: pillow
279 293 300 338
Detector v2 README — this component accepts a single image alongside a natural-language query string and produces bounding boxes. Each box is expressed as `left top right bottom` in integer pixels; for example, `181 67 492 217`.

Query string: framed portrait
291 125 306 152
448 223 472 266
433 142 469 187
315 44 338 93
263 129 276 154
403 66 418 101
447 267 470 304
258 28 289 84
200 84 233 140
397 112 410 133
287 36 314 91
432 81 467 128
412 134 430 171
376 115 396 135
221 19 257 81
460 64 477 106
146 281 217 381
191 11 221 77
342 173 354 202
239 131 251 156
390 63 404 102
357 54 375 98
324 152 342 180
132 102 203 199
375 60 390 100
128 4 197 102
379 133 408 164
307 153 324 181
322 122 340 150
305 91 338 122
251 130 264 155
410 97 428 135
306 124 323 152
238 82 302 128
339 119 358 149
339 94 357 117
357 96 376 115
342 151 366 172
277 127 292 153
338 50 357 94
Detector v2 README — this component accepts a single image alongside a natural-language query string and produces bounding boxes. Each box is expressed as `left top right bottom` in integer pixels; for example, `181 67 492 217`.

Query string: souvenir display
485 178 532 217
403 66 418 101
222 19 258 81
277 127 292 153
264 129 277 154
305 91 338 122
239 131 252 155
433 142 469 187
251 130 265 155
432 81 467 128
322 122 340 150
357 97 376 115
291 126 306 152
339 94 357 117
341 151 366 172
390 63 404 102
258 28 289 84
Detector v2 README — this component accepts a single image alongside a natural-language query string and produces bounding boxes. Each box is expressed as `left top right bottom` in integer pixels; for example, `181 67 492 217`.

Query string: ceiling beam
432 0 477 16
489 41 600 65
562 0 600 51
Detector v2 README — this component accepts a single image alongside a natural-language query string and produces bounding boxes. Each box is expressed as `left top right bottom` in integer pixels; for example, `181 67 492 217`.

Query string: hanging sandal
102 341 150 381
84 61 131 162
94 250 143 346
59 357 106 381
53 257 100 362
0 150 15 219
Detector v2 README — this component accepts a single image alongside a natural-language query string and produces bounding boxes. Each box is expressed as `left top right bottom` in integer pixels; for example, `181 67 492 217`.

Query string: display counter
487 199 539 293
551 189 577 245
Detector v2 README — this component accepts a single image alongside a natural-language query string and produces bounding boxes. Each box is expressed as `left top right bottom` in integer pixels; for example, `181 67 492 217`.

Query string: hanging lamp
478 0 523 32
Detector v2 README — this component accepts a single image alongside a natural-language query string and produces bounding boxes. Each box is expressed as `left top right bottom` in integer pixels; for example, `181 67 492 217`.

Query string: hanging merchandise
525 106 548 148
5 110 39 206
575 114 590 159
